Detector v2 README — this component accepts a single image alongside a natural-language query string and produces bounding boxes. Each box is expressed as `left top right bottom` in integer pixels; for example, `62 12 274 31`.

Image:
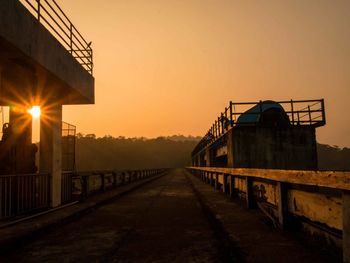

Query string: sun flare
27 106 41 119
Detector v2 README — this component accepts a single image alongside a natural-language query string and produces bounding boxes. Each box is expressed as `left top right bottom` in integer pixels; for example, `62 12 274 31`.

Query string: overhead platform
0 0 95 207
0 0 94 106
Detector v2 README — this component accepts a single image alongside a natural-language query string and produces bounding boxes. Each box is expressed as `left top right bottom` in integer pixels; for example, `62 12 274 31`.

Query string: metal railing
0 173 50 219
19 0 93 74
62 122 76 172
61 171 73 204
192 99 326 156
187 166 350 261
0 168 168 219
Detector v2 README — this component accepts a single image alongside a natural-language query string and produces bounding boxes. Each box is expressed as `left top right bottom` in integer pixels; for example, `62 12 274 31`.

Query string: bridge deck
2 169 341 262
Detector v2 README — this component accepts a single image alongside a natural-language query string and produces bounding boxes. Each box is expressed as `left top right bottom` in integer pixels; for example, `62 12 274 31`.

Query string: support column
229 175 235 197
205 148 212 167
222 174 227 194
277 182 288 229
226 129 234 167
40 104 62 208
343 191 350 263
245 176 254 209
215 173 219 190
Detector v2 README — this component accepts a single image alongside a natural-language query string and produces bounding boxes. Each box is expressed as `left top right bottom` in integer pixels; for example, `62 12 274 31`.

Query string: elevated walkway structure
0 0 95 207
0 0 94 105
192 99 325 169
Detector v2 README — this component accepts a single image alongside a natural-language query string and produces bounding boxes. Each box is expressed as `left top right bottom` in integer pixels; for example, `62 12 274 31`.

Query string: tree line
74 134 350 171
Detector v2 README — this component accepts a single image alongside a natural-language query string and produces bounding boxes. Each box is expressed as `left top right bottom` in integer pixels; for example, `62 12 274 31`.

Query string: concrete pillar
226 129 234 167
277 182 288 229
222 174 227 194
245 176 254 209
343 191 350 263
214 173 219 190
40 104 62 207
229 175 235 197
205 148 211 167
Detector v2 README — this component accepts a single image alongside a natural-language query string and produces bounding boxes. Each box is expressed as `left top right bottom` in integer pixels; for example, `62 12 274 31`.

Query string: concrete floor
4 169 227 262
3 169 341 263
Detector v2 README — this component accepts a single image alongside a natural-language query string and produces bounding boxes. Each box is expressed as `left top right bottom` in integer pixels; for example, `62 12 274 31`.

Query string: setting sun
27 106 41 118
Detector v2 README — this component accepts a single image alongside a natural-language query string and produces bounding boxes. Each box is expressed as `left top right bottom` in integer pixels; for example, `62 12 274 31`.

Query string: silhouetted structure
192 99 325 170
0 0 94 211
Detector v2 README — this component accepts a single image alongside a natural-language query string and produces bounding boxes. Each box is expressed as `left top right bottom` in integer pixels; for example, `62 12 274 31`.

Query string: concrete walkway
1 169 341 262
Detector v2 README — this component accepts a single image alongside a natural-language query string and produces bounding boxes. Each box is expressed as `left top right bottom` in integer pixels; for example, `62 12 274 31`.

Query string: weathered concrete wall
210 172 343 248
230 126 317 169
0 0 94 105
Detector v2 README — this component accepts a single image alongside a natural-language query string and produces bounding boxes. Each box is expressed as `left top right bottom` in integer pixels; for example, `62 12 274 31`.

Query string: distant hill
74 134 349 171
75 134 200 170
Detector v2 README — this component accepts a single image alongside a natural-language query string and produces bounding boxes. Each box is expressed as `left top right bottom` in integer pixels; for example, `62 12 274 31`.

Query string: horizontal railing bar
0 173 50 178
43 0 71 32
230 99 323 105
230 109 322 115
39 15 71 48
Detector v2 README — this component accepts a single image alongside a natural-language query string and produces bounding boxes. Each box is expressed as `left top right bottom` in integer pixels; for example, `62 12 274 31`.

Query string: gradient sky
59 0 350 147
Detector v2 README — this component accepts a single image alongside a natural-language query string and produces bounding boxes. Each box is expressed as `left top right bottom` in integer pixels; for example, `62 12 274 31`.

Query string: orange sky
59 0 350 147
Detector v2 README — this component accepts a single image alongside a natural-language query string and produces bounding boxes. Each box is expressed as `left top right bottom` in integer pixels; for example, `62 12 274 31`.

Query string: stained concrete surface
186 170 341 263
3 169 226 262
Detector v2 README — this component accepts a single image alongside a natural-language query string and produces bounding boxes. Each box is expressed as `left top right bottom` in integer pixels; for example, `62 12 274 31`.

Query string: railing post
48 175 51 207
121 172 125 185
343 190 350 263
277 182 288 229
221 113 224 134
308 105 312 125
100 173 105 192
245 176 254 209
112 172 117 187
82 176 89 200
229 175 235 198
321 98 326 125
290 99 294 125
229 101 233 127
210 172 213 186
215 173 219 190
222 174 227 194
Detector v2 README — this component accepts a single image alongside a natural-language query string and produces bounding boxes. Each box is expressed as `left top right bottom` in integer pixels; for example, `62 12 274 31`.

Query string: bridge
0 1 349 262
